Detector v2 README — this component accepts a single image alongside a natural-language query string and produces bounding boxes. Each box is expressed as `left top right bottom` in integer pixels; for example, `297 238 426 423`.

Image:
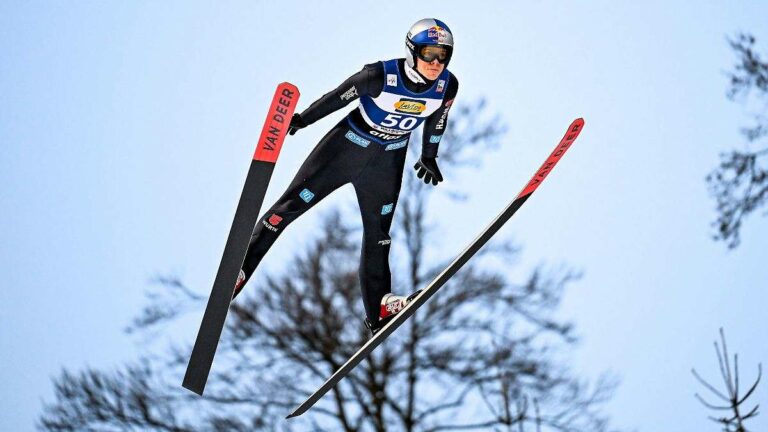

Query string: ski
183 82 300 396
286 118 585 419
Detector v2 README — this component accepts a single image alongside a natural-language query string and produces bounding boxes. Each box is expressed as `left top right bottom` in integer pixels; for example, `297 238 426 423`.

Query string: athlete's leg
352 144 408 321
235 124 370 298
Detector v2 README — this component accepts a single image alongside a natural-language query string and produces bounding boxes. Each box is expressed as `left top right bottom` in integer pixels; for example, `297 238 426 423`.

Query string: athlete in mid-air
233 18 459 335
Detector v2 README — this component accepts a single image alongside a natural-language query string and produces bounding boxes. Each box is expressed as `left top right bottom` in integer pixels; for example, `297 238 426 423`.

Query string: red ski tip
253 82 301 163
516 118 584 199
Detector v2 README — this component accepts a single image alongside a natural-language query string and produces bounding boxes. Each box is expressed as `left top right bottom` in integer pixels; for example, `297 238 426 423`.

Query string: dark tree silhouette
708 33 768 248
39 101 619 431
692 328 761 432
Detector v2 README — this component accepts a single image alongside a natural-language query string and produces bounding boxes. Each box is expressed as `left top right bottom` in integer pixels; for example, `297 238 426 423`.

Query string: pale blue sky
2 1 767 430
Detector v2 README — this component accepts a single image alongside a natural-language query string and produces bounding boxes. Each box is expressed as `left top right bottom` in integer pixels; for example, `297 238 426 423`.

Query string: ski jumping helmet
405 18 454 68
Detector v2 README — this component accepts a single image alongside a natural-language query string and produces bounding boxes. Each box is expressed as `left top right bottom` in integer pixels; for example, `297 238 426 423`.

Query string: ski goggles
417 45 452 64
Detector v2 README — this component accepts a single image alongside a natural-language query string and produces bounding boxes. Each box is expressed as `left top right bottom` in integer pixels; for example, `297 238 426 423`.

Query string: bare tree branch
692 327 761 432
708 33 768 248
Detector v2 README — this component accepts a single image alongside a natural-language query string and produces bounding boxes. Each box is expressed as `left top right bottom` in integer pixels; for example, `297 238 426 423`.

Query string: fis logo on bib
436 80 445 93
394 99 426 114
386 74 397 87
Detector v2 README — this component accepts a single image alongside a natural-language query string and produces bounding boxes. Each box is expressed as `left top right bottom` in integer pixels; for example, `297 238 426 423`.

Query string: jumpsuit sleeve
298 62 385 126
420 73 459 159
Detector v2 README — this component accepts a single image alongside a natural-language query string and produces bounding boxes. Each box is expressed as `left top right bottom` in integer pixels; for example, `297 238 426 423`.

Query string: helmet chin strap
404 61 429 85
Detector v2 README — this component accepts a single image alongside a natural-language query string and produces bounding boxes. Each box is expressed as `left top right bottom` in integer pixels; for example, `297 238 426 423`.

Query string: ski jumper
239 59 459 322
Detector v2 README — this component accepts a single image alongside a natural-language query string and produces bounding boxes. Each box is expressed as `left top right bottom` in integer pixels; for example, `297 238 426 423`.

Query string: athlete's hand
414 156 443 186
288 113 307 136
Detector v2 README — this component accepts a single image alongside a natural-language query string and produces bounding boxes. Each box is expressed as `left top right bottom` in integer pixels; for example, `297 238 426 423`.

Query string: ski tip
567 118 585 136
277 81 301 95
285 412 298 419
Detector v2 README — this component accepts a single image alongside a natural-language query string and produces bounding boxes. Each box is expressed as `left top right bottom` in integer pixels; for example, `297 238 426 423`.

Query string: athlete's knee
258 210 293 235
261 188 319 233
361 227 392 248
374 235 392 248
361 205 396 240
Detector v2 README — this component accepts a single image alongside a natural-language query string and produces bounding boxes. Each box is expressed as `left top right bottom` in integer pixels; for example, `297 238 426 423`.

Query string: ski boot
364 290 422 336
231 269 247 300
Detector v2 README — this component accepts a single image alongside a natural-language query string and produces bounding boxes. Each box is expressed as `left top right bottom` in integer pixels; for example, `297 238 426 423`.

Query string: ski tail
182 82 300 396
285 117 584 418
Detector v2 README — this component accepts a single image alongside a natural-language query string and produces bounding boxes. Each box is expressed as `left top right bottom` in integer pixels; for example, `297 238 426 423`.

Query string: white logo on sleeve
341 86 358 101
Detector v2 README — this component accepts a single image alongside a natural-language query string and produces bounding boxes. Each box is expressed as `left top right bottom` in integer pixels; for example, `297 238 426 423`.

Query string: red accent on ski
517 118 584 198
253 82 300 163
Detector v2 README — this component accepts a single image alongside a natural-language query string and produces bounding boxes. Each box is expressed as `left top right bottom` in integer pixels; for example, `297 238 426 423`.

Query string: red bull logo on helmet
427 25 448 43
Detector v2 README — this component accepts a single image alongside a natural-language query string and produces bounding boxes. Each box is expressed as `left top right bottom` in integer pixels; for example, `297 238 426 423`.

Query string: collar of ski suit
403 62 429 85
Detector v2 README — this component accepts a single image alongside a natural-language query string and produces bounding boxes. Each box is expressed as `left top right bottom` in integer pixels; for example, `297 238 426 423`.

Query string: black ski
286 118 585 418
183 82 300 395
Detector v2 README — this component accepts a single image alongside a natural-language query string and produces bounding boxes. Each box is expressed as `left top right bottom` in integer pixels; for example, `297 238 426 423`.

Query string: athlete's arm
420 74 459 158
298 63 385 126
413 75 458 185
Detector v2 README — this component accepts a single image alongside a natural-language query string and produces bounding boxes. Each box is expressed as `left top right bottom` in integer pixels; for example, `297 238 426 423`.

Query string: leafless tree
692 328 762 432
707 33 768 248
39 101 619 432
